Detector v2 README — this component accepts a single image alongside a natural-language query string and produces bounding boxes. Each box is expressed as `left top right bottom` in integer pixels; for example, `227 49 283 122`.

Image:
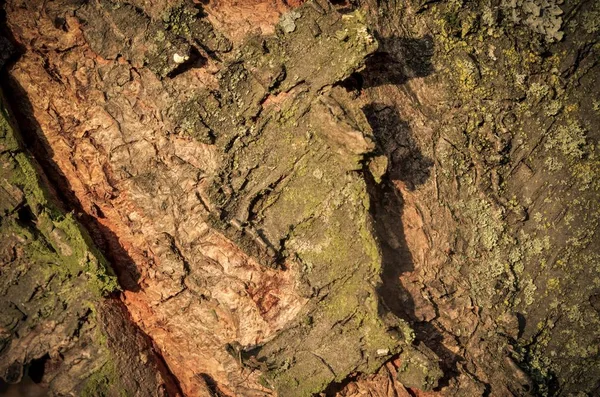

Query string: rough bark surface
0 0 598 396
355 0 599 395
0 89 179 396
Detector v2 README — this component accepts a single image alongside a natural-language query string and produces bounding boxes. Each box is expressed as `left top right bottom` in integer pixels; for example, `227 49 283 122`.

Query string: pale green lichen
522 278 537 306
544 156 563 171
544 120 588 159
582 9 600 34
528 82 550 99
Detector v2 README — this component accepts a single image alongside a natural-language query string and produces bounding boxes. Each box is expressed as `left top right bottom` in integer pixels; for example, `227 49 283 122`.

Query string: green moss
1 91 117 297
81 359 127 397
0 102 19 152
11 152 49 206
522 278 537 306
0 88 124 394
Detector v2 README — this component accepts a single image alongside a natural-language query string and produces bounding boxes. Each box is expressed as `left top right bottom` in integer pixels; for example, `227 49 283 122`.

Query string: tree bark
0 0 598 396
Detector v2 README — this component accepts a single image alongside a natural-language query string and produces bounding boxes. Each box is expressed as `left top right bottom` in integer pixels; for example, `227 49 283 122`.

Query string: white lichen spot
280 11 301 34
488 44 497 61
173 53 189 64
376 348 390 356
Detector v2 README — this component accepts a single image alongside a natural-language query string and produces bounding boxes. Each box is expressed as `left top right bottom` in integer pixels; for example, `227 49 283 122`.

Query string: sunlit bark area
1 0 598 396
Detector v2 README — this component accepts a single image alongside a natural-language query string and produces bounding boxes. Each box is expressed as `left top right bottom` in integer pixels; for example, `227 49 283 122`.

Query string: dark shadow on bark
322 373 361 396
362 35 435 88
356 34 462 390
0 6 19 70
197 373 227 397
0 377 47 397
0 54 141 292
364 104 434 189
167 46 208 78
363 108 462 389
26 354 49 384
98 299 185 397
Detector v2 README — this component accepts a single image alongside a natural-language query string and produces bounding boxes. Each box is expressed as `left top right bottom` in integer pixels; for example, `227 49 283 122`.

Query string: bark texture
0 89 179 396
0 0 598 396
356 0 599 395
